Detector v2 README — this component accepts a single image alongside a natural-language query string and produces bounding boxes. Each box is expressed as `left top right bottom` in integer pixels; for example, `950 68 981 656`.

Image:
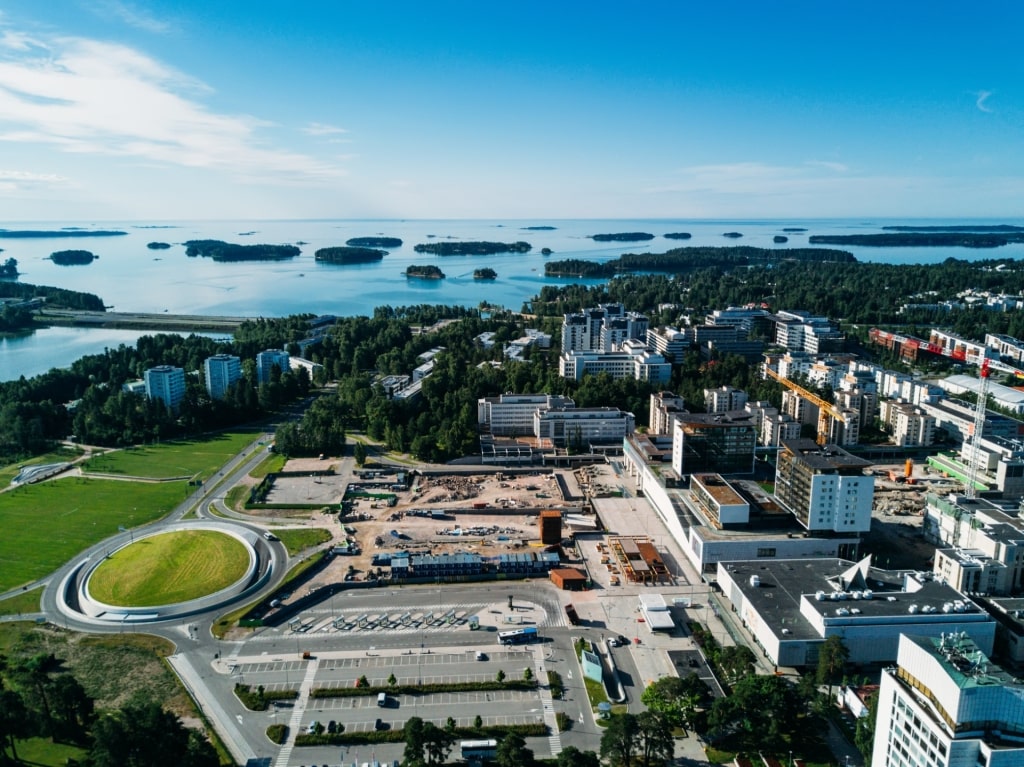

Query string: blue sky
0 1 1022 220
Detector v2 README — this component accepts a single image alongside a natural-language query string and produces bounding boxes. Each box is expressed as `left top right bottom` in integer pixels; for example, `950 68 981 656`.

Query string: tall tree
495 731 534 767
636 711 674 767
717 645 757 685
600 713 640 767
556 745 600 767
0 688 31 762
816 635 850 700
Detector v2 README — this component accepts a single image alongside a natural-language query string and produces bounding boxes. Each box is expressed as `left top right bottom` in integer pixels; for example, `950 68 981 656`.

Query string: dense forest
0 651 218 766
405 265 445 279
346 236 403 248
473 268 497 280
314 246 386 264
183 240 301 261
809 232 1024 248
0 281 105 311
545 245 855 277
50 250 97 266
412 241 531 256
0 229 126 238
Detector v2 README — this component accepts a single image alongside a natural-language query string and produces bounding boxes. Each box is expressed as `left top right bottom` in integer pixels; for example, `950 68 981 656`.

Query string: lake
2 217 1023 381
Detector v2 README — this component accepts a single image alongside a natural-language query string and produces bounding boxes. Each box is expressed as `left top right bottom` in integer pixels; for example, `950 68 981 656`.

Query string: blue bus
497 626 538 645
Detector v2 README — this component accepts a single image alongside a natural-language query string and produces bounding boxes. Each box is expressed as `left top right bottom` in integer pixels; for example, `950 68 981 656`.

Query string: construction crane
764 366 847 445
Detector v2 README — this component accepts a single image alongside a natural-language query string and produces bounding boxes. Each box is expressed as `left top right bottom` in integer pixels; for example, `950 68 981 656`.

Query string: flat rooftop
693 474 745 506
780 438 872 471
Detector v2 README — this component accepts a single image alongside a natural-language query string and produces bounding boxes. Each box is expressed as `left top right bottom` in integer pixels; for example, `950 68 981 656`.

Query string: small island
184 240 301 261
541 247 553 255
473 267 497 280
774 235 789 243
590 232 655 242
346 236 403 248
314 246 387 264
522 226 557 231
0 229 127 239
722 232 743 238
663 232 692 240
782 228 808 233
413 241 531 256
147 242 172 250
50 249 97 265
0 257 18 279
405 264 445 279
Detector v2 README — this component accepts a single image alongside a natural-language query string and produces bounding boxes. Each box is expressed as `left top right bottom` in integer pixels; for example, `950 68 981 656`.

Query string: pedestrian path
274 657 321 767
532 645 562 757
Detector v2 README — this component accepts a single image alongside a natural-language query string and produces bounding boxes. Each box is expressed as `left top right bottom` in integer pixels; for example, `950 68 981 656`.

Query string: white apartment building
144 365 186 411
646 326 691 361
561 303 647 353
987 332 1024 364
477 393 575 436
774 438 874 533
649 391 686 436
873 633 1024 767
255 349 291 384
774 310 844 353
203 354 241 400
879 400 938 447
704 386 748 414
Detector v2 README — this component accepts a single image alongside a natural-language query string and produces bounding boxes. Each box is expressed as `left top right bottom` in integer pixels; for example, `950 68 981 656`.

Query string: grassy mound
89 530 249 606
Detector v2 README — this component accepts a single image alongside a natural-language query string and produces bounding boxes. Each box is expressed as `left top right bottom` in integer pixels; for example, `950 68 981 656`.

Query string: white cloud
303 122 348 136
804 160 848 173
976 90 993 113
0 31 345 184
0 169 68 183
88 1 174 34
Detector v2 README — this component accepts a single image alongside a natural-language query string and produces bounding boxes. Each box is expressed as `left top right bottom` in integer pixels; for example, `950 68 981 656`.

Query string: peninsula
0 229 127 238
809 232 1024 248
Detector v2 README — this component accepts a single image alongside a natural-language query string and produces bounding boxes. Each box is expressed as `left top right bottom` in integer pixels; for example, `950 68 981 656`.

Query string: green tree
523 666 533 681
387 673 397 686
421 721 454 765
0 688 31 762
600 713 640 767
496 669 506 683
403 716 426 766
556 745 600 767
854 689 879 765
496 731 534 767
636 711 673 767
816 635 850 700
717 645 757 684
709 674 804 751
86 699 217 767
353 441 368 466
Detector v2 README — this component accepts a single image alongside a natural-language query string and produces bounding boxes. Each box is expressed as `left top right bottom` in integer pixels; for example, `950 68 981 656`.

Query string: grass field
81 431 260 479
0 477 186 593
0 586 43 616
274 527 332 555
89 530 250 606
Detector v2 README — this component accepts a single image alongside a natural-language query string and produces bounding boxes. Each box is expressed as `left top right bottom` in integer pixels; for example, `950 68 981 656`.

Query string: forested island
809 232 1024 248
545 245 855 277
184 240 301 261
774 236 788 243
0 229 127 238
315 246 387 264
723 232 743 238
541 248 553 255
590 232 654 242
0 257 17 278
664 232 692 240
412 241 531 256
782 227 808 232
405 265 445 279
883 224 1024 233
346 236 403 248
147 242 172 250
473 267 497 280
522 226 556 231
49 249 97 265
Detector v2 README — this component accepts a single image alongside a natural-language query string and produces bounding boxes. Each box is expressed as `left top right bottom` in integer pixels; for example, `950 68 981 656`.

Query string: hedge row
234 683 299 711
310 679 538 699
295 722 548 747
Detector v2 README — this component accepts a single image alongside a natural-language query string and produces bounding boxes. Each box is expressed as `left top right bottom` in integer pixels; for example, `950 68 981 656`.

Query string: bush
266 724 288 744
294 722 547 748
310 679 538 699
555 712 572 733
234 683 298 711
547 670 565 700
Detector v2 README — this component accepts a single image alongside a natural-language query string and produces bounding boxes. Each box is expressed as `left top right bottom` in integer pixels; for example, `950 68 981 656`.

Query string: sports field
81 431 260 479
89 529 249 606
0 477 184 593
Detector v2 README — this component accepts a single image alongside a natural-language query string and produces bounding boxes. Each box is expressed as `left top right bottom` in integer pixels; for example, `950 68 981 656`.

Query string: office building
873 633 1023 767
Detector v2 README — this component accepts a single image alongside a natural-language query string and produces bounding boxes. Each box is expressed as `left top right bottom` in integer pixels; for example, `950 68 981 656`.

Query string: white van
377 692 387 707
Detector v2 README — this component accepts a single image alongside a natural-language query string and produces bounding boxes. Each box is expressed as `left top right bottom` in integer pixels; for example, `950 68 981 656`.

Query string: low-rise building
559 341 671 383
477 393 575 436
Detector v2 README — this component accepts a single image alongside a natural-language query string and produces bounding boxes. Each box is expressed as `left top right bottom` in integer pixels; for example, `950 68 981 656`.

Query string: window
756 547 777 558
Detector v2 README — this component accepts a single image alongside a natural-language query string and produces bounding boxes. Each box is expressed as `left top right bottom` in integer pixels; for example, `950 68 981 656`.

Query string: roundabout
61 520 277 625
88 529 250 607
